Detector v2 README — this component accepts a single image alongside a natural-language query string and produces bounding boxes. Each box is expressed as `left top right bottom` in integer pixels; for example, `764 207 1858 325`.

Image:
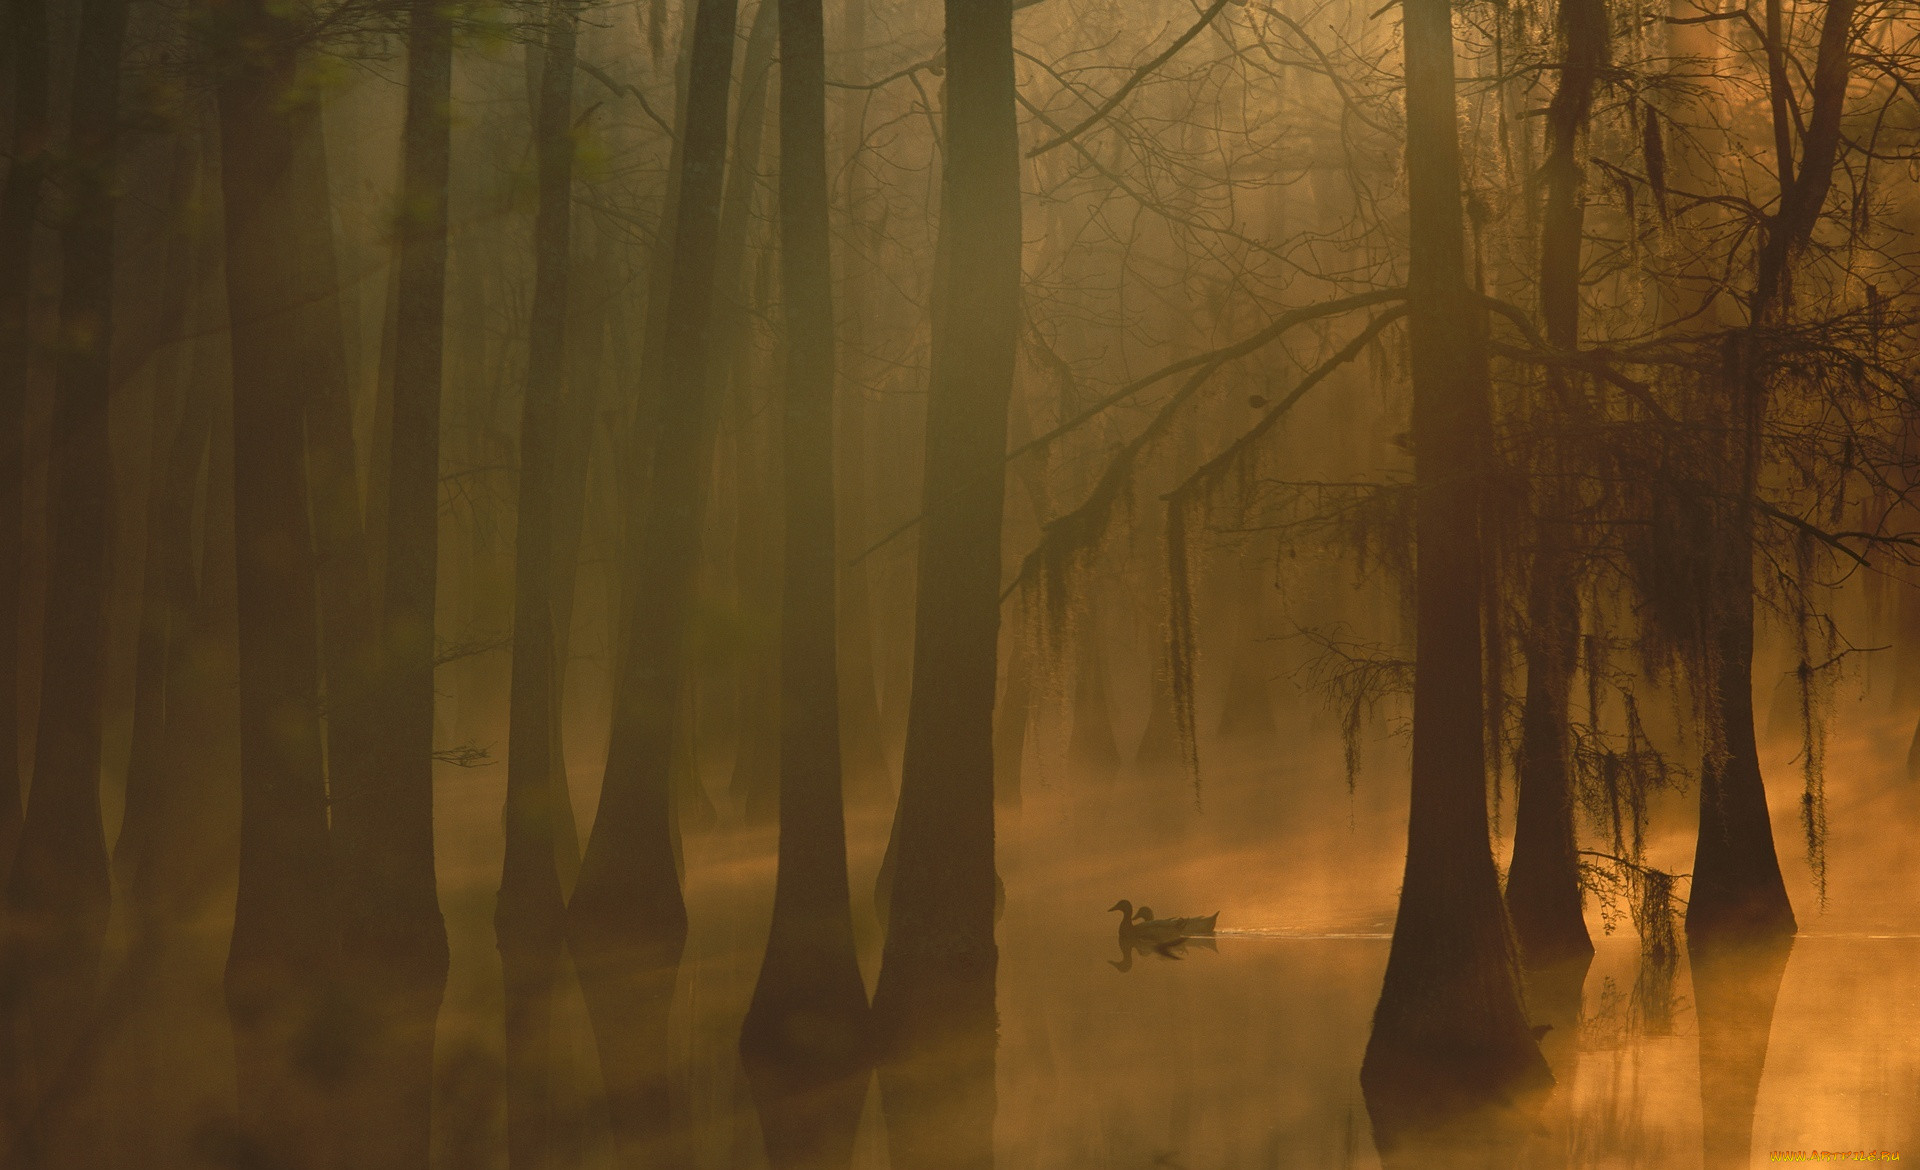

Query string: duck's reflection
1109 933 1216 972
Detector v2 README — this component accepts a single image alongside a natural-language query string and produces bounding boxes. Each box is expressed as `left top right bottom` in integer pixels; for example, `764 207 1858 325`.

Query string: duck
1131 904 1220 937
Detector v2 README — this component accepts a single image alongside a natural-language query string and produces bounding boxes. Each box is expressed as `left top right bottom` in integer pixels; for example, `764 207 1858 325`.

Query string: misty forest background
0 0 1918 1162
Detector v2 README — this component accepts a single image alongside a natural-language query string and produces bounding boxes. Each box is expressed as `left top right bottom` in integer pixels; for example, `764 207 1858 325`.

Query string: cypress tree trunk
869 0 1020 1053
340 1 456 1163
714 0 782 825
0 0 51 886
1504 0 1604 972
563 0 738 1154
739 0 870 1068
1688 0 1853 946
1505 554 1587 968
2 0 127 1157
498 2 580 1165
833 0 893 805
214 12 344 1163
116 130 215 903
1359 0 1550 1140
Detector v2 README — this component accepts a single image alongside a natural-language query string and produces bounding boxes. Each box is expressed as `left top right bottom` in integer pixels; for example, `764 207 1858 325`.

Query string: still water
419 711 1920 1169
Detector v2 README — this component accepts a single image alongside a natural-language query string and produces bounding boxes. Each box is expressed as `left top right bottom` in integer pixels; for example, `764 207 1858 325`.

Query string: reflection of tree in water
1582 854 1687 1037
1629 869 1682 1038
1690 934 1794 1170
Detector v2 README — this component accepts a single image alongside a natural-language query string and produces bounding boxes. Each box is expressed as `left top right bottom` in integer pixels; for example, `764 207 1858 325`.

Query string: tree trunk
0 0 51 888
1504 544 1588 968
868 0 1020 1060
1504 0 1603 972
498 3 581 1165
739 0 870 1069
1359 0 1550 1140
714 0 782 825
833 0 893 806
1687 0 1853 946
339 2 457 1164
115 128 215 903
2 0 127 1157
214 16 344 1164
564 0 739 1154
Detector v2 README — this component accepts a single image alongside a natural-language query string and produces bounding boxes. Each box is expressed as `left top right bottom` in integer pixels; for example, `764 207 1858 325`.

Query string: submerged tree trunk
869 0 1020 1061
1360 0 1550 1140
739 0 870 1069
2 0 127 1157
214 13 344 1163
0 0 51 886
498 2 581 1165
1504 0 1603 972
338 3 457 1165
564 0 739 1154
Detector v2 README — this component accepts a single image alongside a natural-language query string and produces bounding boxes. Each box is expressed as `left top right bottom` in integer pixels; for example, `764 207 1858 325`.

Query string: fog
2 0 1918 1164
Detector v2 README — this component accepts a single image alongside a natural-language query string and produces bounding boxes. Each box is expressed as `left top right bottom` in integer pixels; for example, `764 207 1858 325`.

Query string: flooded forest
2 0 1920 1163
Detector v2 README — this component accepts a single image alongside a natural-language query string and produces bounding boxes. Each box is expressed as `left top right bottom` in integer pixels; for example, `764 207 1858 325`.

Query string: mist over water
370 689 1916 1168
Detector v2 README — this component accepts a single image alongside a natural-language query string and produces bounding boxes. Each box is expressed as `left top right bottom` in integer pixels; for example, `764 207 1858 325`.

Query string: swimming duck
1132 905 1220 937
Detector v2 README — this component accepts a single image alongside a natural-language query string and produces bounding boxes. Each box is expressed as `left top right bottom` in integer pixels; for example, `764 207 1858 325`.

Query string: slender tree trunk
214 14 344 1163
732 400 783 823
711 0 782 825
1505 548 1587 967
115 130 215 900
1504 0 1604 971
1360 0 1550 1140
563 0 739 1154
833 0 892 805
125 333 244 1170
739 0 870 1069
2 0 127 1158
1688 0 1853 945
868 0 1020 1062
545 242 612 892
498 3 580 1165
0 0 51 887
337 3 457 1165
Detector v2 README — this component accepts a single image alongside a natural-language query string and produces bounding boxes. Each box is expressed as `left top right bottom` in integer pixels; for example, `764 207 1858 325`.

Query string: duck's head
1108 899 1135 918
1135 906 1154 923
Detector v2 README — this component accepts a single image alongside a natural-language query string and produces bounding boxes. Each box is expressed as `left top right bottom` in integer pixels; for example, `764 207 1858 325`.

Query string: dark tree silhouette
1359 0 1551 1137
869 0 1021 1053
738 0 870 1070
498 2 582 1164
1504 0 1607 972
1687 0 1855 946
337 1 458 1162
564 0 739 1154
213 4 346 1161
0 0 50 886
1 0 126 1158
